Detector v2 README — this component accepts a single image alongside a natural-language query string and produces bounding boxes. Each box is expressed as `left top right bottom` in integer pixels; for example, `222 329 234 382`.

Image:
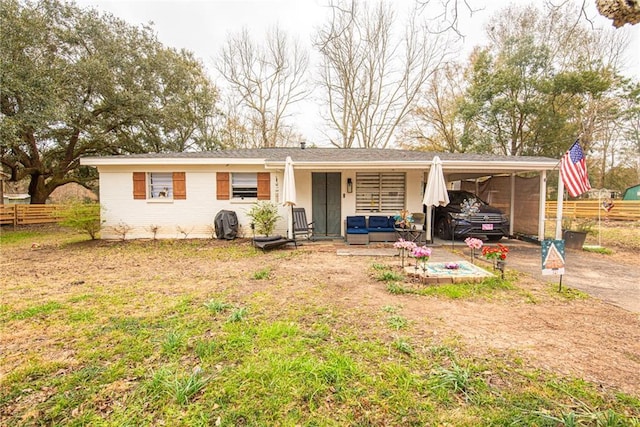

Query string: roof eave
80 157 267 166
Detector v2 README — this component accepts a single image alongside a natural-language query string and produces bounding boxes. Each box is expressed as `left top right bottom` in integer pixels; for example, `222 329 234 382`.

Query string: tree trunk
28 173 51 204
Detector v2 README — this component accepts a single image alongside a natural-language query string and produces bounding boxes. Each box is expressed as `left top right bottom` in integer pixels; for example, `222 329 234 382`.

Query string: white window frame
231 173 258 200
356 172 406 213
149 172 173 199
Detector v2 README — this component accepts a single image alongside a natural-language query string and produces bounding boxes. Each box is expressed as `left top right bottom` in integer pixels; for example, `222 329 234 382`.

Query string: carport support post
509 174 515 237
538 171 547 241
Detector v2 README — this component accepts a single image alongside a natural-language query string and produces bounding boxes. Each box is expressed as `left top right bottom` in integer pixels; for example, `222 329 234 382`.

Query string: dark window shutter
173 172 186 199
133 172 146 199
257 172 270 200
217 172 230 200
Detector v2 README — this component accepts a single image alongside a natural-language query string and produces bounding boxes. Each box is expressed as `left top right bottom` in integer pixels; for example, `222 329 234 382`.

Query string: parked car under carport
434 190 510 241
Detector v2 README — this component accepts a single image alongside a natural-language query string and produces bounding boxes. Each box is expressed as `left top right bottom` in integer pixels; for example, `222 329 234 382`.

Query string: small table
395 227 425 244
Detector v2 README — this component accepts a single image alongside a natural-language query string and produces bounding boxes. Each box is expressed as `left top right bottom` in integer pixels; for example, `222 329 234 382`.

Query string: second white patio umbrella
281 156 296 239
422 156 450 243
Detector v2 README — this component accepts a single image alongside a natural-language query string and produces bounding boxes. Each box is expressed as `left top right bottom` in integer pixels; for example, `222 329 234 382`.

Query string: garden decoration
451 198 482 248
482 243 509 278
394 210 414 229
394 238 417 268
461 197 481 216
464 237 483 264
412 245 432 274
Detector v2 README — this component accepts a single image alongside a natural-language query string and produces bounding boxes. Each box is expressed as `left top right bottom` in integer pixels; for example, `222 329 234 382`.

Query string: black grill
469 213 503 223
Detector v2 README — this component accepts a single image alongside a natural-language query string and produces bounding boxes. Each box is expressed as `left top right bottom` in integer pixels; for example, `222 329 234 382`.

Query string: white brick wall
97 165 288 239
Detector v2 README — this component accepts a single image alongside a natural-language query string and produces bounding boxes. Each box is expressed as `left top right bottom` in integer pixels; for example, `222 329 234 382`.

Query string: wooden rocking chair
292 208 315 241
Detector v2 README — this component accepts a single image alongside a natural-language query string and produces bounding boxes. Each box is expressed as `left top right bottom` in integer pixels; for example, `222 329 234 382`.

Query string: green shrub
59 203 103 239
246 201 281 237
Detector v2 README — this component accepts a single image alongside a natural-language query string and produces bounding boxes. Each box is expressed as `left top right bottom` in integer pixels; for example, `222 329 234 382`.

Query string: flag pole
553 138 575 240
555 173 564 240
598 190 602 247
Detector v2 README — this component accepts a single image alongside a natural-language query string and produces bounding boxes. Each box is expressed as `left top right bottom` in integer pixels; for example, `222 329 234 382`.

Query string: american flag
560 141 591 198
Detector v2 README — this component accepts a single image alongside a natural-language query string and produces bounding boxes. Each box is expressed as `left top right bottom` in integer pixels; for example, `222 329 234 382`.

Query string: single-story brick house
80 147 561 240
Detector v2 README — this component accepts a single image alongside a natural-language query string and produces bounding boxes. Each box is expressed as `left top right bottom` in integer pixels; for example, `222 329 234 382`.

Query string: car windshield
448 191 488 206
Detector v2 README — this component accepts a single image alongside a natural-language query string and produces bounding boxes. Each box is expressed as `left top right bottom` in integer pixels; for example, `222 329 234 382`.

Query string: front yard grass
1 227 638 426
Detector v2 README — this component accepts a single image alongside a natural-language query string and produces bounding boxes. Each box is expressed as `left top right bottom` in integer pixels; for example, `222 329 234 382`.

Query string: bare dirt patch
2 233 639 399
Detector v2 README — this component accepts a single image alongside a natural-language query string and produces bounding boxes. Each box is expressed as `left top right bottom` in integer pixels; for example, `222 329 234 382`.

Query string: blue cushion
346 216 366 229
368 216 388 229
388 216 398 228
367 216 395 232
347 228 369 234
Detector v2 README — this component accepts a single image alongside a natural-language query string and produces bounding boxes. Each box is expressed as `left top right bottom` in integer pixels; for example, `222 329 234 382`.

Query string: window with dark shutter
149 172 173 198
232 173 258 198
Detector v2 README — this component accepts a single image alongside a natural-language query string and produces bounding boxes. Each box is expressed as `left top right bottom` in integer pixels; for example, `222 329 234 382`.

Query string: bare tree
419 0 639 30
401 63 467 152
314 1 452 148
216 26 309 148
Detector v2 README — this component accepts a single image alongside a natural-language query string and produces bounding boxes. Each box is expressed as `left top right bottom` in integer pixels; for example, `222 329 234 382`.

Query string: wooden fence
545 200 640 221
0 204 64 227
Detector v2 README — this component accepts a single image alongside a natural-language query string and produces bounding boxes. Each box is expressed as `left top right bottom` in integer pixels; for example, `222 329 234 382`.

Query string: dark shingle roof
98 148 556 163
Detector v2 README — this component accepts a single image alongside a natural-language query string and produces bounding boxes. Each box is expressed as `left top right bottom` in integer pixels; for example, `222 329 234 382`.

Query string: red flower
482 244 509 261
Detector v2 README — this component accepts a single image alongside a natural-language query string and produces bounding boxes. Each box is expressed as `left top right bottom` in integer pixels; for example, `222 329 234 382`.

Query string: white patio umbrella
422 156 450 243
281 156 296 239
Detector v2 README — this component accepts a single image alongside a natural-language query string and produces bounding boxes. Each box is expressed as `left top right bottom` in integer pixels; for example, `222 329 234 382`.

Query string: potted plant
562 217 593 250
464 237 483 264
482 244 509 273
393 209 414 229
411 245 432 274
247 201 281 238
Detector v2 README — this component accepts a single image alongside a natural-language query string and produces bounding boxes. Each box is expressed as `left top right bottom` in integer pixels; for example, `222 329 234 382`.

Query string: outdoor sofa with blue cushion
367 216 397 242
346 216 369 245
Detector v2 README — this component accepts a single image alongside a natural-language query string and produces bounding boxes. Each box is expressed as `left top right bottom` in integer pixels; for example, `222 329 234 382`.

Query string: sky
74 0 640 145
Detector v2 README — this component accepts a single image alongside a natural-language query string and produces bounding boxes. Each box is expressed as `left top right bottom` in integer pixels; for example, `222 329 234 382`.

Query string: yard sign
541 239 565 276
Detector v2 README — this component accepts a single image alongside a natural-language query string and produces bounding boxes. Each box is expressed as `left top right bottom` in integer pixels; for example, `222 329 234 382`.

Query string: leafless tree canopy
314 1 452 148
401 63 467 152
420 0 639 30
216 27 309 148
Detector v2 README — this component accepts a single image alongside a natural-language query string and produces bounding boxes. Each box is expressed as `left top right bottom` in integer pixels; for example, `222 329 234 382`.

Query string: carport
439 154 563 241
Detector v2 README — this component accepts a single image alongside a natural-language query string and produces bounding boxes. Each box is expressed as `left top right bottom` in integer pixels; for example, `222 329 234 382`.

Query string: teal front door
312 173 342 238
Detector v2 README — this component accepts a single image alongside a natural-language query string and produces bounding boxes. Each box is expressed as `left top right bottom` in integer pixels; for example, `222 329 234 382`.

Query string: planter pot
562 230 587 250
